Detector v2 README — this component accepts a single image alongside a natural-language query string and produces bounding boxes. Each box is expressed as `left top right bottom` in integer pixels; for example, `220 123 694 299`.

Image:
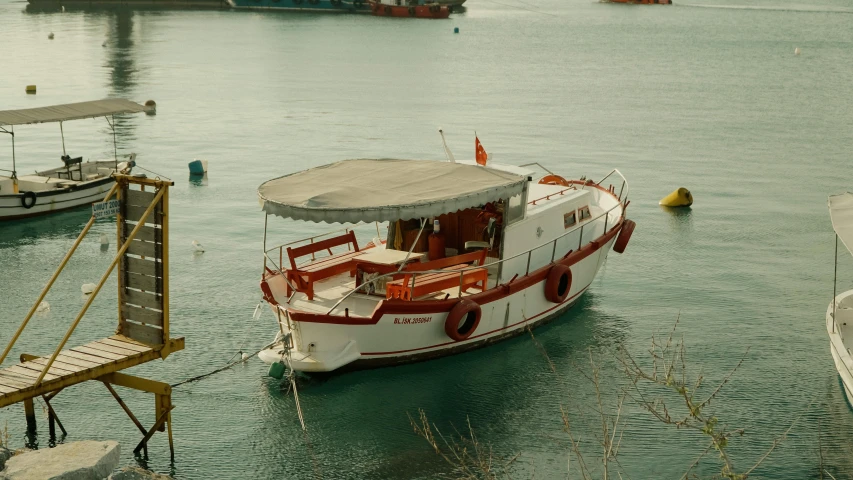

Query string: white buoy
37 301 50 313
61 5 65 12
241 352 249 362
99 233 109 246
48 32 54 40
192 240 205 253
81 283 97 295
102 41 107 47
794 47 801 55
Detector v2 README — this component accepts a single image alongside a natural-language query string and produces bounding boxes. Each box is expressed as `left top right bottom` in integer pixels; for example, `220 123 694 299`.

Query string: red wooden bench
386 249 489 301
286 231 361 300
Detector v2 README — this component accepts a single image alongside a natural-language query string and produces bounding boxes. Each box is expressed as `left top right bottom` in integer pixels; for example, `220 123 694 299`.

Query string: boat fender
445 299 481 341
384 5 391 13
539 174 570 187
613 219 636 254
408 6 416 15
20 191 36 209
544 264 572 303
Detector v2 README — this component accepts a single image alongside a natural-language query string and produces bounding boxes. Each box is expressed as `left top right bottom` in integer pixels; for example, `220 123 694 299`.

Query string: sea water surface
1 0 853 477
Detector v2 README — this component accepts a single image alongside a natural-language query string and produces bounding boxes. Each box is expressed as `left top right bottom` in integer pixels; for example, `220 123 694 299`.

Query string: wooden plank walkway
0 335 184 408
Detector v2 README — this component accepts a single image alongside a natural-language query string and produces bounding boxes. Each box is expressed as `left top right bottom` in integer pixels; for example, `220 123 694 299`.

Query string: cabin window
506 193 524 224
578 206 591 221
564 211 577 229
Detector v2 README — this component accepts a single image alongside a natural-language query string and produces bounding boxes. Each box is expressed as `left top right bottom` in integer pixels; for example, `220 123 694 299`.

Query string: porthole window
564 211 576 229
579 206 591 221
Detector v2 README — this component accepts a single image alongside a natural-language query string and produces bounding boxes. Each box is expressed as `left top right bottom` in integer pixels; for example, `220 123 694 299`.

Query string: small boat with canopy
0 99 152 221
826 193 853 406
257 156 635 373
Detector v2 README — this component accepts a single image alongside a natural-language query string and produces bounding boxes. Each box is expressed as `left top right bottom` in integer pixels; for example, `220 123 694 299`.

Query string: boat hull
370 1 449 18
0 170 116 221
259 222 620 373
228 0 370 12
828 291 853 408
605 0 671 4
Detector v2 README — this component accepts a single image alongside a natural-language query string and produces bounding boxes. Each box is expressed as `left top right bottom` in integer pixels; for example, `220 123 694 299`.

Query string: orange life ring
445 299 481 341
613 219 635 254
544 264 572 303
539 174 570 187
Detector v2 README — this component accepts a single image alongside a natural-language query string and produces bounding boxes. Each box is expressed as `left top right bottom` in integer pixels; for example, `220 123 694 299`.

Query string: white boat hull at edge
828 290 853 408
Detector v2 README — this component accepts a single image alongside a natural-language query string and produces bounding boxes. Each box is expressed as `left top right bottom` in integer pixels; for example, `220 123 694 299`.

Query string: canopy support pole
396 218 426 273
833 234 838 333
60 121 66 156
107 115 118 171
263 214 269 271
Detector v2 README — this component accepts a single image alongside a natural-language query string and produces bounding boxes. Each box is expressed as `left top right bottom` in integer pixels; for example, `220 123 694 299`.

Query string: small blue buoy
454 27 459 33
188 159 208 175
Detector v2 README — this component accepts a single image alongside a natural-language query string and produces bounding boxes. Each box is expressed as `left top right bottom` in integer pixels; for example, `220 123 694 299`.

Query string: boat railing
322 198 626 315
265 221 382 267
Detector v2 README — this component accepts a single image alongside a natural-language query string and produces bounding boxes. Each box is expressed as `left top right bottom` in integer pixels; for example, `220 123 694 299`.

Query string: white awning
830 193 853 256
0 99 151 126
258 159 527 223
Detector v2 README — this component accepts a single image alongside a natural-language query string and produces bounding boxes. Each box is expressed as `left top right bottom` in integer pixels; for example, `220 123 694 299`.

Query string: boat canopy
259 159 527 223
0 99 150 127
830 193 853 256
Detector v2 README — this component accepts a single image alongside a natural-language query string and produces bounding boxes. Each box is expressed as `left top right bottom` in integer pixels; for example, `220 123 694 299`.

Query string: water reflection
189 173 209 186
0 207 103 247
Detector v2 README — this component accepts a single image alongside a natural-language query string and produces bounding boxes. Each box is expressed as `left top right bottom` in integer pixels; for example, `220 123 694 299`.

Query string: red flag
475 135 488 166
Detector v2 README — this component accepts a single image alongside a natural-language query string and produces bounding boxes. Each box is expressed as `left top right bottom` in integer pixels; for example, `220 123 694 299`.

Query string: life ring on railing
544 264 572 303
613 219 635 254
445 299 481 341
539 175 571 187
20 191 37 209
408 6 416 15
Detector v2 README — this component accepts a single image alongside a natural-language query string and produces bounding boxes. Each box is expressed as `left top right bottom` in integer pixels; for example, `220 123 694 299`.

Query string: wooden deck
0 335 184 408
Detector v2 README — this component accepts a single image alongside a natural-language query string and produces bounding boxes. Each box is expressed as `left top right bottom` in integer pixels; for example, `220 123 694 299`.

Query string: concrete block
1 440 120 480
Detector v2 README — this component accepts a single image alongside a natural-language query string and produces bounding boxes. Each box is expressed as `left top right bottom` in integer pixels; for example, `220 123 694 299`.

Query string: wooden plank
0 384 17 394
125 188 156 207
17 361 75 377
71 346 126 361
61 350 115 366
124 256 160 277
125 204 162 225
124 224 161 244
127 239 158 258
6 365 60 381
55 354 103 369
109 334 151 347
126 272 159 292
0 373 33 389
24 358 88 375
98 337 151 353
81 341 141 358
121 304 163 327
121 322 164 346
88 340 143 357
123 289 162 310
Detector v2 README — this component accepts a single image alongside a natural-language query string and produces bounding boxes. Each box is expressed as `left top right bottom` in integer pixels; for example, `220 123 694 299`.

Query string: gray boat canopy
258 159 527 223
830 193 853 256
0 99 151 126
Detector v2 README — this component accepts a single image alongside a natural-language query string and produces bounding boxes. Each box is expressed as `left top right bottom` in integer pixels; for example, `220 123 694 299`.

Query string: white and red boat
369 0 450 18
256 158 634 373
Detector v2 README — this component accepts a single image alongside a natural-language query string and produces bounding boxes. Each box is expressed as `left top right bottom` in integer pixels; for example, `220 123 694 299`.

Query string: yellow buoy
25 85 36 94
659 187 693 207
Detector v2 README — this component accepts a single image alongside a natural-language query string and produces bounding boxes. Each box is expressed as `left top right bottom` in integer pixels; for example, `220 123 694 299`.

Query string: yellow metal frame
0 174 181 459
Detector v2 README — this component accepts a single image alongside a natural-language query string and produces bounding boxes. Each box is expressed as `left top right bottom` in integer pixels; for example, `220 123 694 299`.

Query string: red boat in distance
369 1 450 18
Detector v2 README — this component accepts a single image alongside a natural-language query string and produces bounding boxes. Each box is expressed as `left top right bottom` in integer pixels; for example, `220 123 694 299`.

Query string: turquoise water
2 0 853 477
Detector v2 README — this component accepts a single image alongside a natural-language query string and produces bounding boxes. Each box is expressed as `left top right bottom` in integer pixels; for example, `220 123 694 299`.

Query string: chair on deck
61 155 83 181
285 231 361 300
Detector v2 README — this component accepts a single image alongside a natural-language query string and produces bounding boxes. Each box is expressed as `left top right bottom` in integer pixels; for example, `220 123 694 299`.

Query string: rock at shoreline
108 466 174 480
0 440 120 480
0 447 11 470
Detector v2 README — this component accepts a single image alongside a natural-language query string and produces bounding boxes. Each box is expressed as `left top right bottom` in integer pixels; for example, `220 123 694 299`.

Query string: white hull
828 290 853 408
0 160 124 220
258 174 632 373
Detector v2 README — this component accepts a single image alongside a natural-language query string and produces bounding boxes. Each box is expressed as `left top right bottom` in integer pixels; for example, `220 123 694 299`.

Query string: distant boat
0 99 152 221
827 193 853 407
227 0 370 12
369 0 449 18
604 0 671 4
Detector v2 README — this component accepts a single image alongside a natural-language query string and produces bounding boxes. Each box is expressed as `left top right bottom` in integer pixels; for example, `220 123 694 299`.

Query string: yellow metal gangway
0 175 184 458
